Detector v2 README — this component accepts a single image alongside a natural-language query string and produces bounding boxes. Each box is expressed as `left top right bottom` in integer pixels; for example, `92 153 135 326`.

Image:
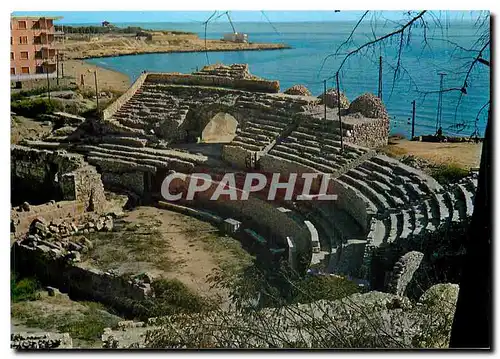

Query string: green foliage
57 304 119 342
56 25 194 36
430 164 469 184
11 98 63 118
121 278 215 321
11 273 41 302
11 85 76 102
208 258 360 310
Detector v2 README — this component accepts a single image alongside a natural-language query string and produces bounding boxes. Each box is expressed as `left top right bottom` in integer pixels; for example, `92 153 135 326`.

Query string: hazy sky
11 10 485 24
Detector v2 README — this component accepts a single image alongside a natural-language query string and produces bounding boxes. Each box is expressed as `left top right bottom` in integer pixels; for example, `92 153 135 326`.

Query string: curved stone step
339 174 391 212
333 177 378 226
400 210 413 239
269 148 337 173
443 191 461 222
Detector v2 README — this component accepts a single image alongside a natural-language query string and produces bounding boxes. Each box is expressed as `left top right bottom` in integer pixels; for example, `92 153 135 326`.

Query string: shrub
57 305 119 342
292 275 361 304
11 273 41 302
11 98 63 118
430 164 469 184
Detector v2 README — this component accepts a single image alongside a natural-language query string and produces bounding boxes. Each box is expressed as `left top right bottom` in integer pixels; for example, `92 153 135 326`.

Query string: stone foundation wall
345 118 389 149
11 201 87 238
60 165 107 212
221 145 255 169
13 237 152 314
145 73 280 93
11 146 107 212
101 171 145 196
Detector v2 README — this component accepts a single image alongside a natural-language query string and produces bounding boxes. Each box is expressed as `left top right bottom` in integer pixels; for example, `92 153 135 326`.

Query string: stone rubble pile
348 93 389 119
319 88 350 109
284 84 312 96
21 214 114 263
11 332 73 349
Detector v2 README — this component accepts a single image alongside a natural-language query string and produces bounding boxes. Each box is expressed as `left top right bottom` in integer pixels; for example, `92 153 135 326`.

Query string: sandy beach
63 59 131 93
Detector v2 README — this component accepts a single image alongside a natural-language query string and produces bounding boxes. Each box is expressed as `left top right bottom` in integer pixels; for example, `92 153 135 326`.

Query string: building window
36 66 44 74
35 50 43 59
19 36 28 45
21 67 30 74
18 20 27 30
20 51 29 60
10 37 12 45
34 36 41 44
11 68 15 75
11 52 14 60
47 19 53 28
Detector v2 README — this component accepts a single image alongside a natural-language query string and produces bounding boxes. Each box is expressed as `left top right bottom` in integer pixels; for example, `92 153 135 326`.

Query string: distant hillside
56 25 195 36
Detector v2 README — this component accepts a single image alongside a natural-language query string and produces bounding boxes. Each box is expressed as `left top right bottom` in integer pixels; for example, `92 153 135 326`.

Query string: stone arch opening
201 112 238 143
182 104 245 144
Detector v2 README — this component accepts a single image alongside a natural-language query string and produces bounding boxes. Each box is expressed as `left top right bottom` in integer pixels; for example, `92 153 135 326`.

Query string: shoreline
70 44 292 60
65 59 131 93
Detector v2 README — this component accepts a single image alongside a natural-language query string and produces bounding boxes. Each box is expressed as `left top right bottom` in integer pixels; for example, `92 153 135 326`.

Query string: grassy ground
11 292 122 348
82 206 253 302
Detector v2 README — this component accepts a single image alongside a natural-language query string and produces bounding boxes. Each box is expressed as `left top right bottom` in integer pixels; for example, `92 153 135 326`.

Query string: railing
10 72 57 82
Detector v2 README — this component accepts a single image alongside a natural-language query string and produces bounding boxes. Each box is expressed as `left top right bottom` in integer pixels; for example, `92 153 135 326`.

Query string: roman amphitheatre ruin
11 63 477 348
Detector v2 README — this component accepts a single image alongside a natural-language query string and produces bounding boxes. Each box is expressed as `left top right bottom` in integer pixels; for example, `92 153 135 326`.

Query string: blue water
85 20 490 138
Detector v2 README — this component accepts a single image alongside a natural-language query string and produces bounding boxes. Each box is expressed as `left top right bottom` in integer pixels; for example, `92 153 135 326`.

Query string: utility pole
378 56 383 100
56 49 59 86
336 72 343 152
435 72 447 134
323 79 327 120
46 69 51 102
411 100 416 140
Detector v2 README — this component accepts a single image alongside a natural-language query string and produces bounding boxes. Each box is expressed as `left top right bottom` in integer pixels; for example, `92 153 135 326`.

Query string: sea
83 20 490 138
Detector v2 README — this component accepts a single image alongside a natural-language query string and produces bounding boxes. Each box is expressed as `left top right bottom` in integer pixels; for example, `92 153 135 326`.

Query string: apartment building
10 16 62 79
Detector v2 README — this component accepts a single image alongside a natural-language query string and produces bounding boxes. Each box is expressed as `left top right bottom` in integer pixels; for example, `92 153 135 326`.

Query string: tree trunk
449 106 491 348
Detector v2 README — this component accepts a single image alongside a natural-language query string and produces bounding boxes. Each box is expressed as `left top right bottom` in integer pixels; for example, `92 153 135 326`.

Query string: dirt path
381 139 483 169
125 207 221 295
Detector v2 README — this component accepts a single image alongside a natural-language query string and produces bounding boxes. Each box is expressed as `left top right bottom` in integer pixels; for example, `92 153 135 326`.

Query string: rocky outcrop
284 85 312 96
348 93 389 119
319 88 350 109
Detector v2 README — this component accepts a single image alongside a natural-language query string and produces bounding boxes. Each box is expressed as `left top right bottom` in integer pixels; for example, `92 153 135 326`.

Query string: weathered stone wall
11 146 107 212
60 165 107 212
13 233 153 314
345 118 389 148
11 201 87 238
101 171 145 196
221 145 255 169
145 73 280 93
332 239 368 277
102 72 148 120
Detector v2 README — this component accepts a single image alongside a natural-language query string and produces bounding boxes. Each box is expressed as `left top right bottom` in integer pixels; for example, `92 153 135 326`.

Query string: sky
10 10 486 24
